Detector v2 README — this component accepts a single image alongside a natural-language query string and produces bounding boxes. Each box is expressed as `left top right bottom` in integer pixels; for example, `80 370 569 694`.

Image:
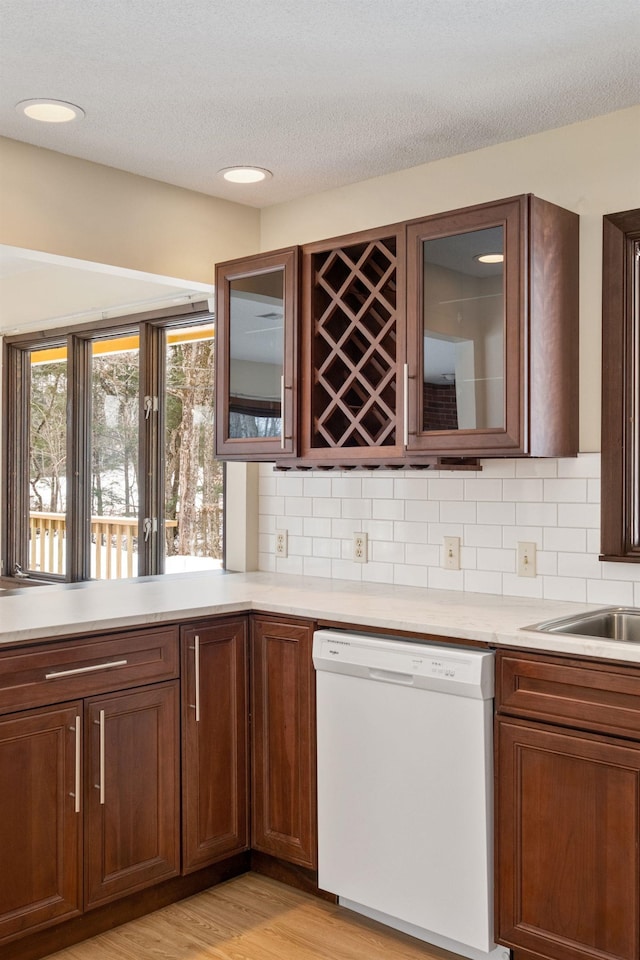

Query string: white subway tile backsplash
341 498 373 519
331 477 362 498
312 537 341 559
587 479 600 503
543 478 588 503
477 501 516 525
373 499 405 520
557 503 600 529
502 574 544 599
428 478 464 500
543 576 587 603
405 499 439 522
303 476 333 498
372 540 406 564
515 501 557 526
464 478 503 500
255 457 639 601
543 527 587 553
428 567 464 591
302 556 332 578
557 552 602 579
503 479 543 502
464 570 503 594
463 525 503 548
477 548 516 573
393 564 431 588
363 519 395 541
394 521 429 544
276 476 304 497
586 579 635 606
405 543 440 566
514 459 558 478
313 497 342 518
362 477 395 499
441 500 477 524
557 454 601 478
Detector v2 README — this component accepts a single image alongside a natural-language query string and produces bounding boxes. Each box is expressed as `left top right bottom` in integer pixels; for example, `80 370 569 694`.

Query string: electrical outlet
275 529 288 558
443 536 461 570
517 541 537 577
353 532 368 563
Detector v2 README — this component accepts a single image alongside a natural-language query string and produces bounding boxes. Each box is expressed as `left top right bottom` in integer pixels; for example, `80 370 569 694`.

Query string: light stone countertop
0 571 638 665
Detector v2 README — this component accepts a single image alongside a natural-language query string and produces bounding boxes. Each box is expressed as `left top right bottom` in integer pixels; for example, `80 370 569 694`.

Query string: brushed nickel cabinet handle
194 634 201 722
403 363 409 447
280 375 285 449
94 709 106 805
70 715 81 813
45 659 128 680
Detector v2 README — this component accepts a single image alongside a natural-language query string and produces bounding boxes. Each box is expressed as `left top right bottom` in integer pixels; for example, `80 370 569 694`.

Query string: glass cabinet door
406 197 524 455
215 248 299 459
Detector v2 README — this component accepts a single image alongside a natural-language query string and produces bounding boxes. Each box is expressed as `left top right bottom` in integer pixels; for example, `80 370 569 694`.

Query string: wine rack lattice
311 237 398 448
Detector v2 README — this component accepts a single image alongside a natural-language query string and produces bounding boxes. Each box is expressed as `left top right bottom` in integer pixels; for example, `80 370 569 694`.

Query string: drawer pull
45 659 128 680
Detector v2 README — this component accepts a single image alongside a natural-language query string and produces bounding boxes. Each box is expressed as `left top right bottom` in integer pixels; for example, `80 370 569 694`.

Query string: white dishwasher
313 629 508 960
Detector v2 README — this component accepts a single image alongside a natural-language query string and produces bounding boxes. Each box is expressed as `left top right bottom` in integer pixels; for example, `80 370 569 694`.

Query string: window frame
2 302 218 582
600 208 640 562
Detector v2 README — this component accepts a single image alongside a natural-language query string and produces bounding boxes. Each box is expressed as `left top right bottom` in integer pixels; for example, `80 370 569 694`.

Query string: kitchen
1 4 640 959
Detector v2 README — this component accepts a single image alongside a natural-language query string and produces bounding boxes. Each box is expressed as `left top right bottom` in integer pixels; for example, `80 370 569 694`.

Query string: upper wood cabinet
600 207 640 562
213 195 578 466
215 247 300 460
300 224 406 464
406 195 579 458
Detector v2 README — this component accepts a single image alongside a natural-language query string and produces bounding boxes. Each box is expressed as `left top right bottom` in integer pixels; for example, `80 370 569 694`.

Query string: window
601 208 640 562
3 304 222 581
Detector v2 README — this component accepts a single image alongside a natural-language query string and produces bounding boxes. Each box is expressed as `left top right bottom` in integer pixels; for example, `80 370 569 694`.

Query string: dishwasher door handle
369 668 414 685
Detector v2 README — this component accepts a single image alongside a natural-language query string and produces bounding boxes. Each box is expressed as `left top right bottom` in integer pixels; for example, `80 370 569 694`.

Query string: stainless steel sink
524 607 640 643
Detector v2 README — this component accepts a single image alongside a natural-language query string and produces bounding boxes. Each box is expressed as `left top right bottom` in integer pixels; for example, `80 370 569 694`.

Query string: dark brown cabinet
0 625 180 945
406 195 578 458
181 618 249 873
84 682 180 909
0 703 82 943
496 651 640 960
250 615 317 868
300 225 406 464
215 247 300 460
214 195 578 467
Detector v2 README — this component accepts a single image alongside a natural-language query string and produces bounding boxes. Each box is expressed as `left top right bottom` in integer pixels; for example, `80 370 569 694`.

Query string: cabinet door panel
0 703 82 942
497 717 640 960
215 247 299 459
181 619 249 872
84 682 180 909
251 617 316 868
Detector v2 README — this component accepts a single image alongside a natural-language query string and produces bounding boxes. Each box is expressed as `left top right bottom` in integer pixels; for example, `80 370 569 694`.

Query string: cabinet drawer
497 650 640 739
0 626 179 714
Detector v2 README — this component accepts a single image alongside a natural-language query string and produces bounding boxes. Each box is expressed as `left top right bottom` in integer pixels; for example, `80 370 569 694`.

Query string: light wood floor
46 874 464 960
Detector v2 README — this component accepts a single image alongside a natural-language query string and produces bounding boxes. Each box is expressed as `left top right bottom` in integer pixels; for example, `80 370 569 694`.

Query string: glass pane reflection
228 271 284 439
422 226 505 432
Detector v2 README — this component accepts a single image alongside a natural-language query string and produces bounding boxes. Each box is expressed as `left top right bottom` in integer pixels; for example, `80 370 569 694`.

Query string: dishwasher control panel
313 630 494 699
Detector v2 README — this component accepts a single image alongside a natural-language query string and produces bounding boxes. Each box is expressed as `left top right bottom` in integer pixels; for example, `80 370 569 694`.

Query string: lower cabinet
181 618 249 872
250 615 317 869
0 612 319 951
496 651 640 960
0 703 83 941
84 682 180 908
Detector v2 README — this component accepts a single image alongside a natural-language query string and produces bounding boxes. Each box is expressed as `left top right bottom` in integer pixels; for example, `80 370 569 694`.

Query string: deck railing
28 512 177 579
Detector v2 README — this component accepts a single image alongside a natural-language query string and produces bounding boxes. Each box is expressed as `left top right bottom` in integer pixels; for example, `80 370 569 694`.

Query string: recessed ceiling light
219 166 272 184
474 253 504 264
16 99 85 123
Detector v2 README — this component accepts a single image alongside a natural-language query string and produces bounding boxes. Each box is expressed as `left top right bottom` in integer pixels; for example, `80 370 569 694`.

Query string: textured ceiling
1 0 639 208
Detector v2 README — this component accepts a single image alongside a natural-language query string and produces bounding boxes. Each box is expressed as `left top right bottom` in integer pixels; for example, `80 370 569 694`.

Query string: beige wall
0 137 260 283
260 106 640 452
